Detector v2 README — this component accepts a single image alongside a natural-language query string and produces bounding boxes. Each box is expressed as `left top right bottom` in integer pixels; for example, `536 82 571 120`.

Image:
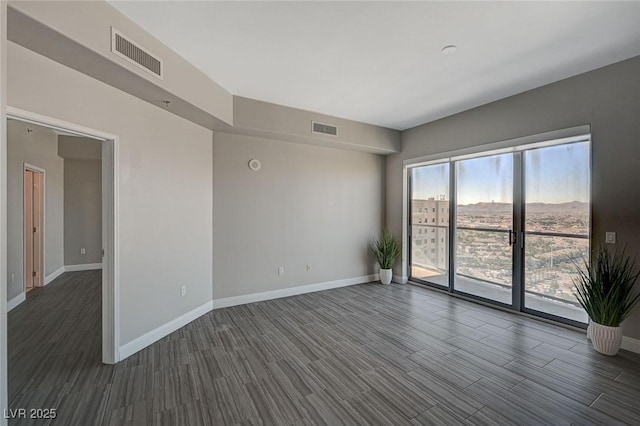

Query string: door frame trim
7 106 120 364
23 163 45 290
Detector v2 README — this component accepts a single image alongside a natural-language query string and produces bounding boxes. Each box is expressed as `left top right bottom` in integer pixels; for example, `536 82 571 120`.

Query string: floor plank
7 272 640 425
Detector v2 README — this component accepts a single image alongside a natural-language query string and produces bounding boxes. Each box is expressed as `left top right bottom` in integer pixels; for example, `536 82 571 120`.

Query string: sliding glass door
523 142 590 323
455 154 514 305
409 163 450 287
408 136 590 326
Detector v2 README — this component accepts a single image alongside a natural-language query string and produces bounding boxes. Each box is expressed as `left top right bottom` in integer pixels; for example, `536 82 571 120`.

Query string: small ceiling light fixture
248 159 261 172
161 100 171 108
441 45 457 55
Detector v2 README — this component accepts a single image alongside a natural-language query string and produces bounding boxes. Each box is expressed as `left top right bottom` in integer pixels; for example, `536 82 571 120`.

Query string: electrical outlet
278 266 285 276
181 286 187 296
80 248 86 255
306 265 311 272
605 232 616 244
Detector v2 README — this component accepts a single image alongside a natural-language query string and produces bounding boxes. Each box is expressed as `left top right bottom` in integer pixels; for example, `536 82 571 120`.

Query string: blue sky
525 142 590 204
412 142 590 205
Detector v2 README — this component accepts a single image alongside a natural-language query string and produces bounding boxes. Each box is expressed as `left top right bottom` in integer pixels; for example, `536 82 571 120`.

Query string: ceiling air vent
312 121 338 137
111 28 163 79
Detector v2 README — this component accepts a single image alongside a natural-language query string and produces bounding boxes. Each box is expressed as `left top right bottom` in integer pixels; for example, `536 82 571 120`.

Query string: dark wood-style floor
7 271 640 425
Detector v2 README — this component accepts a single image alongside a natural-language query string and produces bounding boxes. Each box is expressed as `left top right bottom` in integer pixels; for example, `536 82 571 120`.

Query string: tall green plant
371 230 401 269
573 245 640 327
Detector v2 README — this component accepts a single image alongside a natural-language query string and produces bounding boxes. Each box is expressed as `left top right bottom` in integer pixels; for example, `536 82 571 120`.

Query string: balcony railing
411 224 589 321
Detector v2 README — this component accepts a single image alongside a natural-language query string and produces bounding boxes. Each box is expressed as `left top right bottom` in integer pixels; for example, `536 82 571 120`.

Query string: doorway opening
5 107 118 366
23 165 44 292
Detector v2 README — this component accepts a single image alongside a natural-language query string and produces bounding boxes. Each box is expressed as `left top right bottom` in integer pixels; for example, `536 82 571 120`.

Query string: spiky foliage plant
573 245 640 327
371 230 401 270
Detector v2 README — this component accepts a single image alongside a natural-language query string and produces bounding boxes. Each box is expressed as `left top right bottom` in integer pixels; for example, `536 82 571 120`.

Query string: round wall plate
248 159 261 171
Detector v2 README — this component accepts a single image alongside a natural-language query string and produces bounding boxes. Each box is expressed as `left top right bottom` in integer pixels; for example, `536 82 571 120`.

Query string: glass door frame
519 144 591 328
448 153 523 310
407 160 451 291
405 129 591 329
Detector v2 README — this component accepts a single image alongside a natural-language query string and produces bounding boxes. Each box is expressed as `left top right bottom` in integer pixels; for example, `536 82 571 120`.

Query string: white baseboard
43 264 103 286
7 292 26 312
213 274 379 309
621 336 640 354
44 266 65 285
393 275 408 284
119 300 213 360
64 263 102 272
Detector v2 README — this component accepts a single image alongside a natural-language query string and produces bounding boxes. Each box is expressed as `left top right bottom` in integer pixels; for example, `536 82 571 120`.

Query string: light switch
605 232 616 244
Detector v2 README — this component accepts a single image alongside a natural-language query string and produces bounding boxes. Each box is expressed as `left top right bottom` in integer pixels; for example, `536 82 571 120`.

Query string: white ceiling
110 1 640 131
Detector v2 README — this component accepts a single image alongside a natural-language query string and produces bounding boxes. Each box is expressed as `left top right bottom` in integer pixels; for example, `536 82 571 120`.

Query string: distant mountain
525 201 589 213
457 201 588 214
457 202 510 213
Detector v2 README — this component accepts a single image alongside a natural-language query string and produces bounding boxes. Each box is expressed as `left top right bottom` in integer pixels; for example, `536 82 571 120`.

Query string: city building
411 197 449 273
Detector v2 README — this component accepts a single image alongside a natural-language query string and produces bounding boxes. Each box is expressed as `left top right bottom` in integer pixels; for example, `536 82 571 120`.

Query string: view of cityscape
410 141 590 322
411 198 589 307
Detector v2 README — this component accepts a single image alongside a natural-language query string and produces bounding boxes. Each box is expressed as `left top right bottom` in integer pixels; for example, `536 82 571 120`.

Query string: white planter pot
589 321 622 356
379 269 393 285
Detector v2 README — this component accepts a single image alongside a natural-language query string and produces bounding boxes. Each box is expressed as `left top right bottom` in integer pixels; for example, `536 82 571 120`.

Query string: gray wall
8 41 214 346
387 55 640 340
7 120 64 300
58 135 101 160
64 159 101 266
213 132 383 300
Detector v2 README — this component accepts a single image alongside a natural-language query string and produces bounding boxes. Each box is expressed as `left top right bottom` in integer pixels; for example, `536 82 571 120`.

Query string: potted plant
573 244 640 355
371 230 401 285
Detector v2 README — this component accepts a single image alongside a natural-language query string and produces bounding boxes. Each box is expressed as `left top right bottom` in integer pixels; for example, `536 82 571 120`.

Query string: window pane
457 154 513 231
455 153 513 304
524 141 590 323
411 163 449 286
525 142 590 235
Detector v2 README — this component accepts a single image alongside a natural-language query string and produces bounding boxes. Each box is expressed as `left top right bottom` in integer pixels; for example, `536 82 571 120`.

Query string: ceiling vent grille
111 28 163 79
312 121 338 137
